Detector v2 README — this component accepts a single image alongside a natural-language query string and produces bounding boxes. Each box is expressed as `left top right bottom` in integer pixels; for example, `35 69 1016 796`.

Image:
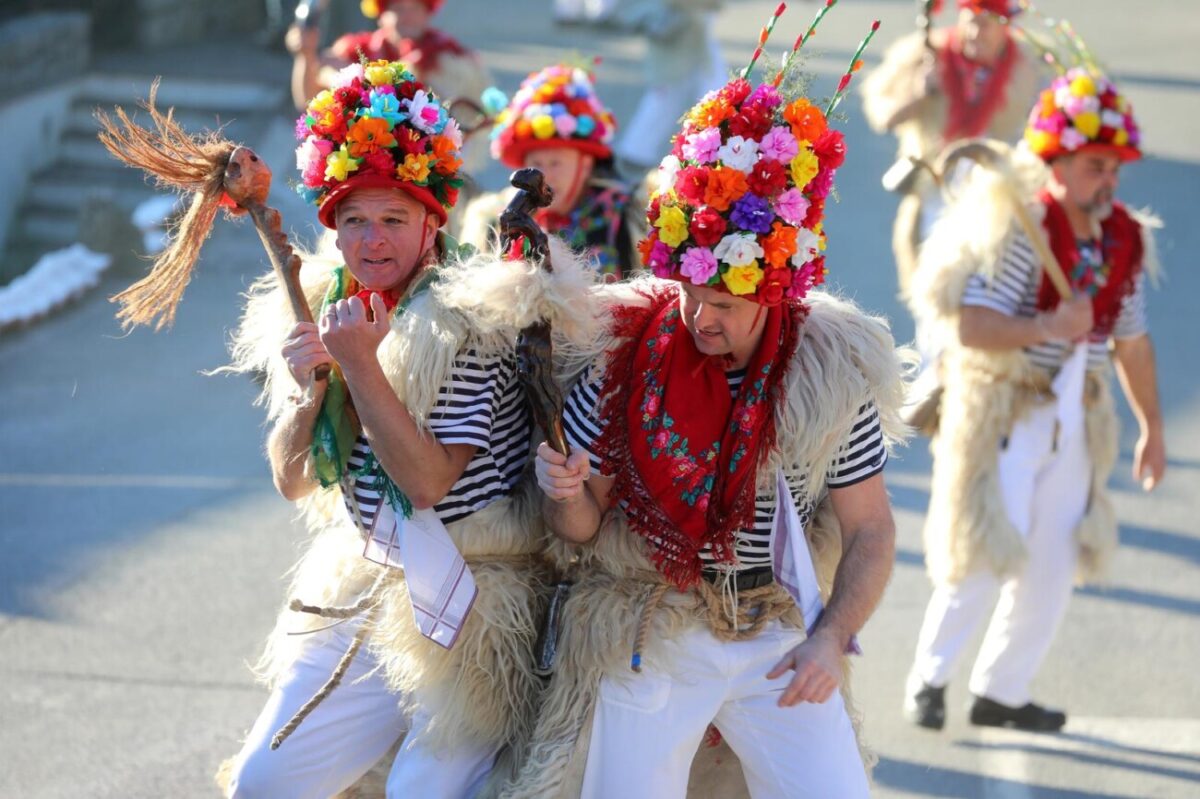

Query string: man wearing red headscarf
862 0 1043 291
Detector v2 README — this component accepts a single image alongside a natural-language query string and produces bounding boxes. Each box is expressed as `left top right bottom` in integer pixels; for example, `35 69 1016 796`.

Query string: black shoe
904 682 946 730
969 695 1066 731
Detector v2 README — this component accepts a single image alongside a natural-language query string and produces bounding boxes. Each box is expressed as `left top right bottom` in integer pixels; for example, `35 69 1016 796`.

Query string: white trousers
227 621 495 799
912 384 1092 706
581 621 869 799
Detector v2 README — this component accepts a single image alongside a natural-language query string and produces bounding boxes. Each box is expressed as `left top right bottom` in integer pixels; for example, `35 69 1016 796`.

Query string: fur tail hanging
95 82 239 330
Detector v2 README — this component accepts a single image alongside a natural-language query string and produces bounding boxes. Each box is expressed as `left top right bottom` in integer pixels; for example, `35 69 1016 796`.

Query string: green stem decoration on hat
742 2 788 80
773 0 839 87
825 20 881 116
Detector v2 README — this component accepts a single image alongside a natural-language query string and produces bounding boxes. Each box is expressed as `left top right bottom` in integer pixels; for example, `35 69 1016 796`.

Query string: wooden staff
937 139 1073 299
497 168 570 457
96 84 330 379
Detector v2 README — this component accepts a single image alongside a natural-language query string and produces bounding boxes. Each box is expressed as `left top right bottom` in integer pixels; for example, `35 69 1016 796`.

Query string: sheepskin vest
907 145 1162 587
499 279 911 799
228 234 600 761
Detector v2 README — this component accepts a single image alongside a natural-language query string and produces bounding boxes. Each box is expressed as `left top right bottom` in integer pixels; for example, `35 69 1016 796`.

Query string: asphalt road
2 1 1197 796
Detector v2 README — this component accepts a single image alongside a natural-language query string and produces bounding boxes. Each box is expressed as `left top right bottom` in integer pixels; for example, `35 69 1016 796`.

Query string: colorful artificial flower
489 63 617 168
655 205 691 248
1024 67 1141 162
680 246 720 285
293 59 465 228
722 263 764 295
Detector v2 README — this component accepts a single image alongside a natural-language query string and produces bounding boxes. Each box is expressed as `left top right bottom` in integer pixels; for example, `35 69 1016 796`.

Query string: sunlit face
380 0 432 40
334 187 438 291
525 148 594 216
957 9 1008 63
678 283 768 367
1053 151 1122 219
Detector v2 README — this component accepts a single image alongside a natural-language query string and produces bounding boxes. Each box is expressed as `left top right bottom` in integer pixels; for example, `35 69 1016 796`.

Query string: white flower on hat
791 227 821 263
713 232 765 267
717 136 759 173
1101 109 1124 128
657 154 682 193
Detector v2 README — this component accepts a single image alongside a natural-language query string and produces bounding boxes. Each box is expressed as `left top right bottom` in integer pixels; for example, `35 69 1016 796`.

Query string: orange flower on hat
345 116 396 157
690 97 735 129
762 222 798 269
783 98 827 143
396 152 433 184
703 168 749 212
430 134 462 175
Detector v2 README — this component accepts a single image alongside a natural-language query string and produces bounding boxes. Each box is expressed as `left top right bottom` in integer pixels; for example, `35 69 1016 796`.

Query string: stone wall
135 0 265 48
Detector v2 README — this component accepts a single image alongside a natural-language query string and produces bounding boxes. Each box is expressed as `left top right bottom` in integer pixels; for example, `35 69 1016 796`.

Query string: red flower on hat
728 103 774 140
689 206 727 247
721 78 753 106
746 160 788 197
675 166 710 206
813 129 846 170
803 197 825 229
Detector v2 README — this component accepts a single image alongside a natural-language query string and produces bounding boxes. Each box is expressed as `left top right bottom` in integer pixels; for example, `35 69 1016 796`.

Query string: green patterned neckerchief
308 235 474 517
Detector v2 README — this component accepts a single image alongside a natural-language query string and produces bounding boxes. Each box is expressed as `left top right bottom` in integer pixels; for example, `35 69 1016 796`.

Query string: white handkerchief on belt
363 501 477 650
770 470 862 654
1052 341 1089 444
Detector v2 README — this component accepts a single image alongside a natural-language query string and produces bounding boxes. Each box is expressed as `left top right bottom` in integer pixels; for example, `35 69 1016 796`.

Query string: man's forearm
268 393 324 501
959 306 1047 350
813 523 896 650
544 489 604 544
341 361 468 508
1113 334 1163 431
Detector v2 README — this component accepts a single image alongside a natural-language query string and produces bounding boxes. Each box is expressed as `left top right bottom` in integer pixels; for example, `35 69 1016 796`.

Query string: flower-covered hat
487 63 617 169
1024 68 1141 162
641 3 878 306
295 59 465 228
361 0 444 18
934 0 1022 17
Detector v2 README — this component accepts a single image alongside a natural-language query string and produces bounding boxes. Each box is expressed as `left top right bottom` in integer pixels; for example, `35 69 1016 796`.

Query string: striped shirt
563 363 887 571
962 230 1148 373
343 348 531 529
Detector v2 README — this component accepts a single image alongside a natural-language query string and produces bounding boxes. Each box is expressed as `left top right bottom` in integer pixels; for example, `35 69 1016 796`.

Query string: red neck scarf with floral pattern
1036 190 1143 337
593 286 802 588
938 29 1017 142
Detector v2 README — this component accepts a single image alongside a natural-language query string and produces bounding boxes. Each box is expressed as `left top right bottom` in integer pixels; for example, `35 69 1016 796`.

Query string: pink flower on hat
680 246 719 284
682 128 723 164
759 126 799 164
772 188 810 226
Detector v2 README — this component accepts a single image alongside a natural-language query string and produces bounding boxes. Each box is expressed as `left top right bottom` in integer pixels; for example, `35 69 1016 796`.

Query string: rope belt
629 579 796 672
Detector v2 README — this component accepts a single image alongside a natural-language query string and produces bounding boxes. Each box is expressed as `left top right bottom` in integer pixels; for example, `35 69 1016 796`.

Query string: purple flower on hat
730 193 773 235
647 238 674 278
759 126 799 164
773 188 810 226
679 246 719 284
683 128 722 164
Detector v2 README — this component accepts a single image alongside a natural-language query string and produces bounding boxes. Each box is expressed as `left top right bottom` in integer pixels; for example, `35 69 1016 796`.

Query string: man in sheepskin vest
505 15 910 797
459 63 640 282
902 67 1167 732
861 0 1041 293
221 60 594 798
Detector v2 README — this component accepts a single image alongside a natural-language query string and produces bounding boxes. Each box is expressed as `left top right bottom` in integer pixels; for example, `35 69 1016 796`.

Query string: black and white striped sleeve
561 361 610 475
961 232 1039 317
1112 271 1149 340
426 347 504 449
827 402 888 488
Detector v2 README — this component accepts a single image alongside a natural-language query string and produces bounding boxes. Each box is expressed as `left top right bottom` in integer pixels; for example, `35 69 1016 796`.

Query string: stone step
77 74 287 116
59 131 134 170
16 207 79 247
25 164 160 215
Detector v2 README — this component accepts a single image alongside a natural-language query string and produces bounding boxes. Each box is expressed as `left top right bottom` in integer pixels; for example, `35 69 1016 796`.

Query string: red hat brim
317 172 449 229
1042 141 1142 164
497 137 612 170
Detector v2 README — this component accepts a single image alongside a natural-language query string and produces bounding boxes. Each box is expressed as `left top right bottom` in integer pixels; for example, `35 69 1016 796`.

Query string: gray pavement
2 1 1198 796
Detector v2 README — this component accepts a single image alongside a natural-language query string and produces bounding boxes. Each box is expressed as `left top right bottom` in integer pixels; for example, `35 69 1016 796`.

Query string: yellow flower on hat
531 115 556 139
325 146 359 182
365 60 395 87
310 89 336 113
722 262 764 295
1025 128 1058 154
396 152 433 184
789 148 820 191
1069 74 1096 98
1074 111 1101 138
1113 127 1129 146
655 205 690 248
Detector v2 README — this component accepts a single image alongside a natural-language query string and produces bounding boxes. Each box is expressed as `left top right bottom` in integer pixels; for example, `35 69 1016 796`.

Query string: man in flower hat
460 63 640 282
501 11 909 797
288 1 490 156
221 59 593 797
901 65 1166 732
862 0 1042 291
